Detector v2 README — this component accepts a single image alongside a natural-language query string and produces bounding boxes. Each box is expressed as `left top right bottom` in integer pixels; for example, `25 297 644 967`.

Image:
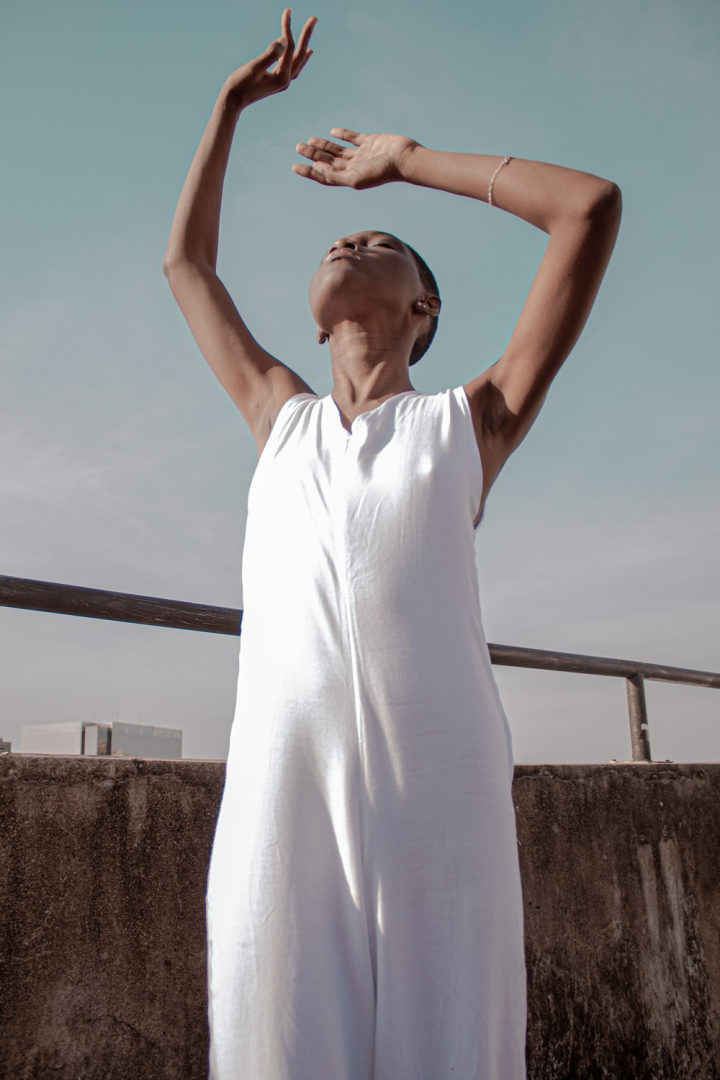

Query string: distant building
111 722 182 760
0 738 11 754
19 721 182 759
20 721 86 755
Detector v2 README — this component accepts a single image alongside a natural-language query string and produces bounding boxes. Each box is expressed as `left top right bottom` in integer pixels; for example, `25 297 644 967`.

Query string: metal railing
2 574 718 763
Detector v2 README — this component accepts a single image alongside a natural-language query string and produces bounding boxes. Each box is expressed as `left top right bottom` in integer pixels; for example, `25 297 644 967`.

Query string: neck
327 321 415 414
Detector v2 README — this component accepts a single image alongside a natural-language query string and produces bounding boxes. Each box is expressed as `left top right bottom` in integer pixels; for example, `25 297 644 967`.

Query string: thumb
253 37 285 70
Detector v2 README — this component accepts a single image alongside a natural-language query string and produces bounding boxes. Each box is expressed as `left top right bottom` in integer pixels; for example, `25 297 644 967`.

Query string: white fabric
206 387 527 1080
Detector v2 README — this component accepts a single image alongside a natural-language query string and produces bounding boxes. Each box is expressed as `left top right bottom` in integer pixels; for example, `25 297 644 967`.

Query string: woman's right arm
163 10 317 453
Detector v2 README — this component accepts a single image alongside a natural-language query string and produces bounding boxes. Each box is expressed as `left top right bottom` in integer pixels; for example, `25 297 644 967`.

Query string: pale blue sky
1 0 718 761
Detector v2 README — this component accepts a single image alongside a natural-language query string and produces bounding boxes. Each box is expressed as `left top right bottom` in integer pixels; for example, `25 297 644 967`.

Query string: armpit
480 378 514 440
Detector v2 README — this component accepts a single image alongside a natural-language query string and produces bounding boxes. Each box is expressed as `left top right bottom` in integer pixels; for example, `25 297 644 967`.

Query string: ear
413 295 441 318
316 328 329 344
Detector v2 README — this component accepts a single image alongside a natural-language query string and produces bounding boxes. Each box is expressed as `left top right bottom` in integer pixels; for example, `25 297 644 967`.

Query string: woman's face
309 230 424 335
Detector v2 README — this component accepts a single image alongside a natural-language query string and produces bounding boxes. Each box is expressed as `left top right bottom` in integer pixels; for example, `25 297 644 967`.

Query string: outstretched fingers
309 136 353 157
293 128 363 186
226 9 317 108
272 9 317 79
291 161 336 185
291 14 318 76
330 127 366 146
296 142 334 166
291 49 314 80
296 137 353 164
272 8 295 79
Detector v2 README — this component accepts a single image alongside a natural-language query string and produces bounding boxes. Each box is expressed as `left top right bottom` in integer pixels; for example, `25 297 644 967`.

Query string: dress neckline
327 390 420 434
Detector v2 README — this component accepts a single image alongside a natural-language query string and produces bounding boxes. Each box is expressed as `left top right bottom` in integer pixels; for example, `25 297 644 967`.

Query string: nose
328 237 357 255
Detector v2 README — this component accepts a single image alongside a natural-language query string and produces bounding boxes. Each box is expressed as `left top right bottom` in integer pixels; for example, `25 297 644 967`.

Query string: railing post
626 674 652 761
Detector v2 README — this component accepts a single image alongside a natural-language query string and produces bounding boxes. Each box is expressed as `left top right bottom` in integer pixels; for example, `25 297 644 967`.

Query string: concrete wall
1 756 717 1079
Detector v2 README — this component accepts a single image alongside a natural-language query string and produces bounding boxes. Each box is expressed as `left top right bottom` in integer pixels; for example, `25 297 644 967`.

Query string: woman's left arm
401 146 622 496
294 133 622 502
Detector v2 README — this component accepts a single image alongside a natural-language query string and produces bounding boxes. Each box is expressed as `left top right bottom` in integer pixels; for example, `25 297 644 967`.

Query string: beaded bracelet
487 156 512 206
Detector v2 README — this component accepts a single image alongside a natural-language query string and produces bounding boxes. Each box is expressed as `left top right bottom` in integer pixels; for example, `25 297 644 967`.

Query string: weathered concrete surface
0 755 223 1080
515 763 720 1079
0 756 718 1079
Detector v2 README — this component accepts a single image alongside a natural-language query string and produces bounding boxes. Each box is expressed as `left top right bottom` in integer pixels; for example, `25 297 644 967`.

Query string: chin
310 267 376 325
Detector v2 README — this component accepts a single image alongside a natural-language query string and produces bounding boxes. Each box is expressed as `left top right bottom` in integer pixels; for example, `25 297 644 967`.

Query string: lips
327 250 360 261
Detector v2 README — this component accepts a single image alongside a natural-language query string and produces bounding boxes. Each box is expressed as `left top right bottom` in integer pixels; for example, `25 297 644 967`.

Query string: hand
292 129 421 189
223 9 317 111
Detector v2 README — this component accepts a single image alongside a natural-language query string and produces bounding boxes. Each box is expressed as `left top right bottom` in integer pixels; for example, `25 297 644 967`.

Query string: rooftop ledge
1 755 718 1078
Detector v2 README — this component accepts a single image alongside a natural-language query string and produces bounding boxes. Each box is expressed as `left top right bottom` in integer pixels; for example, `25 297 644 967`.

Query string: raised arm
163 10 318 454
403 146 622 502
293 131 622 507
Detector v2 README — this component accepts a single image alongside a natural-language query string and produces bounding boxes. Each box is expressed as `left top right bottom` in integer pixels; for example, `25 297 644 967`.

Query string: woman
163 11 621 1079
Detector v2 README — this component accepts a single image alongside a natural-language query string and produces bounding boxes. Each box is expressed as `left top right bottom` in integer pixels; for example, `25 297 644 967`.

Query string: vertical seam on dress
332 410 379 1036
330 408 379 1030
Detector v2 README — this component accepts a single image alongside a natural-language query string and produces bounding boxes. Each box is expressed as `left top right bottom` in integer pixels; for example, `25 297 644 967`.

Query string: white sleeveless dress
206 388 527 1080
